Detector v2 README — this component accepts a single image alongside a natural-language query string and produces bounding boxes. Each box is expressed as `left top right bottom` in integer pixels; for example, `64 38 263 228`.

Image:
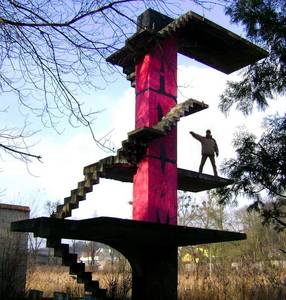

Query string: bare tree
0 0 224 161
45 199 61 216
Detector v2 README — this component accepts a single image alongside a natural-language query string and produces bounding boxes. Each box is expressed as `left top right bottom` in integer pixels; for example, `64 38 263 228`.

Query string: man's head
206 129 212 138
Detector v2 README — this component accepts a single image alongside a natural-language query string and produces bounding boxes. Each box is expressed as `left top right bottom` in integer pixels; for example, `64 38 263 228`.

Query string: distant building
0 203 30 298
34 247 61 265
79 247 111 270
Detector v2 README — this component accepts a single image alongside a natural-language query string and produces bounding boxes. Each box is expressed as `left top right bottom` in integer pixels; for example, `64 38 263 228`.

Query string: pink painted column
133 38 178 225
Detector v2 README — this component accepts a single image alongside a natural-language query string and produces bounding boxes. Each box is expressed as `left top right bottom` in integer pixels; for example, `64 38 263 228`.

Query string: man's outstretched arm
189 131 203 142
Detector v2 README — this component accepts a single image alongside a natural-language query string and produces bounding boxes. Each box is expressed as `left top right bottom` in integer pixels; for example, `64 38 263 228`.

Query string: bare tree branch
0 143 41 161
0 118 41 163
0 0 220 158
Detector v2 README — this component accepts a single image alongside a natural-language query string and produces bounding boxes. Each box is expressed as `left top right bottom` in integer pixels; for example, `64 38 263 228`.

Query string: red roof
0 203 30 212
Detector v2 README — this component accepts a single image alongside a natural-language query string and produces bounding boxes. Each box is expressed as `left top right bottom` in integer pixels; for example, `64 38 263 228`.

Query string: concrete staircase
46 237 107 298
47 97 207 296
154 98 208 132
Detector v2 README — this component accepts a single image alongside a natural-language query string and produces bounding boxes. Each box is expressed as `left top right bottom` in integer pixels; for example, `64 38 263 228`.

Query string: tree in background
220 0 285 114
103 247 132 299
178 191 229 230
234 207 286 263
217 0 286 230
178 191 286 287
177 191 229 276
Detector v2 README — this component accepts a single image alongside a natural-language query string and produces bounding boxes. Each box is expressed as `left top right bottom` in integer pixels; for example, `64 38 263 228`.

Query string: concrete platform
11 217 245 248
107 9 267 74
177 169 233 192
100 164 233 192
12 217 245 300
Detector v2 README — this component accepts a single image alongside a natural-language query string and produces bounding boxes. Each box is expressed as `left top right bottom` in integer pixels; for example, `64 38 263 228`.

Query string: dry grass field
26 265 84 297
178 268 286 300
26 264 132 299
26 263 286 300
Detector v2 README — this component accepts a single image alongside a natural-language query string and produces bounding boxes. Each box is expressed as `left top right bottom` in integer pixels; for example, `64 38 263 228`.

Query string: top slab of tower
107 8 268 74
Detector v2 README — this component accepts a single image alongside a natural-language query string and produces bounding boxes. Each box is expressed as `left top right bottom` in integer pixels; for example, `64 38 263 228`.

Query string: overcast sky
1 3 285 219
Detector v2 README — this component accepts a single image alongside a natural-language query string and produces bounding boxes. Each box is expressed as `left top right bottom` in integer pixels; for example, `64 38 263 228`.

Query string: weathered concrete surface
107 9 268 74
99 164 233 193
11 217 246 248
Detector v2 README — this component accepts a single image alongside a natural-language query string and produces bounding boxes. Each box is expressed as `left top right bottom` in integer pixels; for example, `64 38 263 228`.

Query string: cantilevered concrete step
119 127 166 154
116 127 166 163
127 127 165 143
11 216 246 248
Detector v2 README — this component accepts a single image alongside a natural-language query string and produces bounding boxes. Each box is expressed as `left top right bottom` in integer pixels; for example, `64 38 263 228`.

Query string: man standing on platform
190 129 219 176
